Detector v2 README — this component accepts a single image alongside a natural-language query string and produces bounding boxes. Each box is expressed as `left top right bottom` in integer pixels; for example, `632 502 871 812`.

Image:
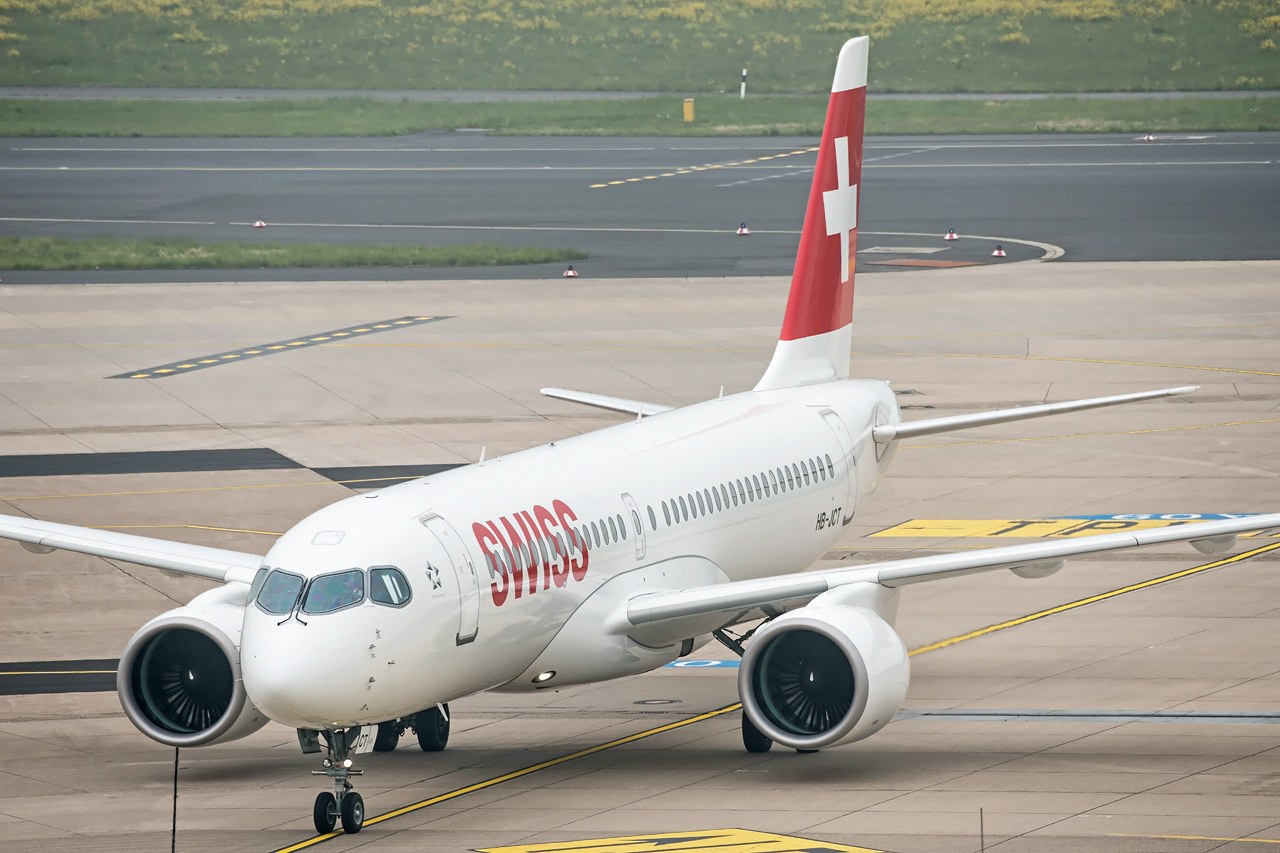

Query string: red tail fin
756 37 868 391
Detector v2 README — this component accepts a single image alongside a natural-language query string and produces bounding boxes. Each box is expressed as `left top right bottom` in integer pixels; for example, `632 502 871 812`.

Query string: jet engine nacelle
738 604 909 750
118 584 268 747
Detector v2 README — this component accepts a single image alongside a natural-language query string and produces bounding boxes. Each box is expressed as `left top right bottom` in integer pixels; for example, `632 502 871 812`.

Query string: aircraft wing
0 514 264 584
612 513 1280 644
540 387 675 417
875 386 1198 443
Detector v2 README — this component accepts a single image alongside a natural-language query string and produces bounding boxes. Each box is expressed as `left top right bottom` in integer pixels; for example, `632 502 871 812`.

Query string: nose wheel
311 729 366 834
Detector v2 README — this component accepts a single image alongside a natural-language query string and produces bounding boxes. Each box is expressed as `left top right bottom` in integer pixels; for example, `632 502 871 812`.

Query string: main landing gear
306 705 450 835
312 728 365 834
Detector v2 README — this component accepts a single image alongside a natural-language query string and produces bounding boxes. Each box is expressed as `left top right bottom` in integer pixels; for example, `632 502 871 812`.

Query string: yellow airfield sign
870 517 1276 539
478 828 884 853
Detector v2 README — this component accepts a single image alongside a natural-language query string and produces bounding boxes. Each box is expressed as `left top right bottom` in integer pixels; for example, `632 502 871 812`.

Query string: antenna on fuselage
478 446 486 465
719 386 724 400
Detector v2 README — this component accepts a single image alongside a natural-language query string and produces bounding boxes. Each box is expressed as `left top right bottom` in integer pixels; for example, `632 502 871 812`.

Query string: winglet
755 36 868 392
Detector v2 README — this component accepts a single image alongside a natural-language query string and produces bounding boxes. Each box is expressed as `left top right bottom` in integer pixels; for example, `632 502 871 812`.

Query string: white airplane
3 36 1278 837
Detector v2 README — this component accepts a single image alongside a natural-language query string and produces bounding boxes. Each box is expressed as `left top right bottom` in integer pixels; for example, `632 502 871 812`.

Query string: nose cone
241 614 371 729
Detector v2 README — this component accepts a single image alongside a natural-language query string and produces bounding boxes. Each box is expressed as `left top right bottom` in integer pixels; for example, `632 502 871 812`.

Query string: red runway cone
563 265 579 277
253 219 266 228
736 222 751 235
944 228 958 241
1144 133 1155 142
991 244 1006 257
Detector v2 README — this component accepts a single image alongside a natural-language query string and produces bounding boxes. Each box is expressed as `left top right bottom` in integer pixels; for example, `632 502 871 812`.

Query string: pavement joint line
110 316 445 379
263 541 1280 852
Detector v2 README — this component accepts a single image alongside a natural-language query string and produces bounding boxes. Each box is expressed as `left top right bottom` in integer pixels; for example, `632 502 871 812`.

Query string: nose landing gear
311 729 366 834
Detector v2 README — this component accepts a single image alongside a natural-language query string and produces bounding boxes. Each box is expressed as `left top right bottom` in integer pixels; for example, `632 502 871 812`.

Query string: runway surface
1 259 1278 852
2 132 1277 282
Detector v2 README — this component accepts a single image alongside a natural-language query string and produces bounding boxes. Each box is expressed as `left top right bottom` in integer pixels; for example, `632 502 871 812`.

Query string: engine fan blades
135 628 234 734
756 630 855 736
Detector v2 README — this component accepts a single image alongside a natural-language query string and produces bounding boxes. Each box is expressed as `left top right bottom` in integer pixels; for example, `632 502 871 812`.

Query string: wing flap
874 386 1198 443
540 387 674 417
0 514 264 584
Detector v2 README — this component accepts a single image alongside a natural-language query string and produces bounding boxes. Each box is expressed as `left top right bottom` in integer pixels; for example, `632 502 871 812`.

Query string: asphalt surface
1 131 1277 282
3 86 1276 101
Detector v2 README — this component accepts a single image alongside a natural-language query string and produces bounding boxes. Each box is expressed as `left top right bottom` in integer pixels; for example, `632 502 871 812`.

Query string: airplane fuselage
241 379 900 729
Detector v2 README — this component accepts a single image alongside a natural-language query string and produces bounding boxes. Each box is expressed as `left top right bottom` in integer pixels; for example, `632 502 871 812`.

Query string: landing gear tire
741 712 772 753
415 705 450 752
373 721 400 752
340 791 364 834
313 792 337 834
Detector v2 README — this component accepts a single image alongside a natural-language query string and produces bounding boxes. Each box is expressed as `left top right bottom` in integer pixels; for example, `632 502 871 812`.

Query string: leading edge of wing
0 514 264 584
540 387 675 417
618 513 1280 632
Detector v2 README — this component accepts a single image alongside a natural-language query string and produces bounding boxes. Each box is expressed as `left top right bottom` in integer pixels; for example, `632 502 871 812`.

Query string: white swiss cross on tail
822 135 857 283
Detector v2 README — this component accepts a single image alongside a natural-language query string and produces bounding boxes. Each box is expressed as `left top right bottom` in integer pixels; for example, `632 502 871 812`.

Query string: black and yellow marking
479 830 883 852
589 147 818 188
265 541 1280 853
110 315 446 379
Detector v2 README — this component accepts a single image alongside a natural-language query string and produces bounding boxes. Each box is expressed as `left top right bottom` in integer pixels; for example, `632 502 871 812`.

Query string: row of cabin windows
653 453 835 529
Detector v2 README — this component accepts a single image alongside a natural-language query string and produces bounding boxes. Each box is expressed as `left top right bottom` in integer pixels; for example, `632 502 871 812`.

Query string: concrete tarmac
1 261 1278 852
2 132 1277 284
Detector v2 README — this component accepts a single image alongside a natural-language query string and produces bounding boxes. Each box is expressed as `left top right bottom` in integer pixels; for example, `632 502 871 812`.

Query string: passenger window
591 521 600 546
825 454 835 478
301 570 364 614
785 466 795 489
663 501 672 526
713 487 723 511
749 474 760 499
370 567 411 606
617 514 626 540
769 469 780 492
249 567 269 601
703 488 712 512
608 516 618 541
679 495 689 520
696 491 706 515
648 505 658 530
735 479 744 504
256 570 304 614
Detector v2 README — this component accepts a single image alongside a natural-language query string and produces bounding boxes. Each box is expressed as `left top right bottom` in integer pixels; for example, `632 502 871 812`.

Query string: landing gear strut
312 728 365 834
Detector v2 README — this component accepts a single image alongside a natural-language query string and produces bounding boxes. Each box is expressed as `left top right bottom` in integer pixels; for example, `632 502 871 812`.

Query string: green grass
0 1 1276 93
0 237 587 270
2 94 1278 137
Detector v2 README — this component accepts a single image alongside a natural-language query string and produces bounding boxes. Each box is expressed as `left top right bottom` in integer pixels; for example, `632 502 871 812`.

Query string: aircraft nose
241 623 368 729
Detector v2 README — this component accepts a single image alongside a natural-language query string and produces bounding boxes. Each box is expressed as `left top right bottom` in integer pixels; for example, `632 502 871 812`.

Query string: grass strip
2 95 1278 137
0 237 587 271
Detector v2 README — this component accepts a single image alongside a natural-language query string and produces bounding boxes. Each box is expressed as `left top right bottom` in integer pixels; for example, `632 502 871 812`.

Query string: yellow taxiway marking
479 829 883 853
872 518 1278 539
590 147 819 188
266 543 1280 852
910 541 1280 656
0 669 115 676
1111 833 1280 845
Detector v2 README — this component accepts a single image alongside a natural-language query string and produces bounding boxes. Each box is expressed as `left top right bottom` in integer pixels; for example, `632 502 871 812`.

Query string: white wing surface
874 386 1198 443
540 387 675 417
612 513 1280 644
0 514 263 584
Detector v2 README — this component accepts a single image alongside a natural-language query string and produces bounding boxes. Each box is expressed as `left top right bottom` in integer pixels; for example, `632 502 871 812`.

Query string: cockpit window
302 569 365 614
248 567 269 601
256 570 304 614
370 567 411 607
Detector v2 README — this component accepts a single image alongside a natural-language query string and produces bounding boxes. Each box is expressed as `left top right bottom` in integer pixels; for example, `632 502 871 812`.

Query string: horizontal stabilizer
0 514 264 584
875 386 1198 443
540 387 674 417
